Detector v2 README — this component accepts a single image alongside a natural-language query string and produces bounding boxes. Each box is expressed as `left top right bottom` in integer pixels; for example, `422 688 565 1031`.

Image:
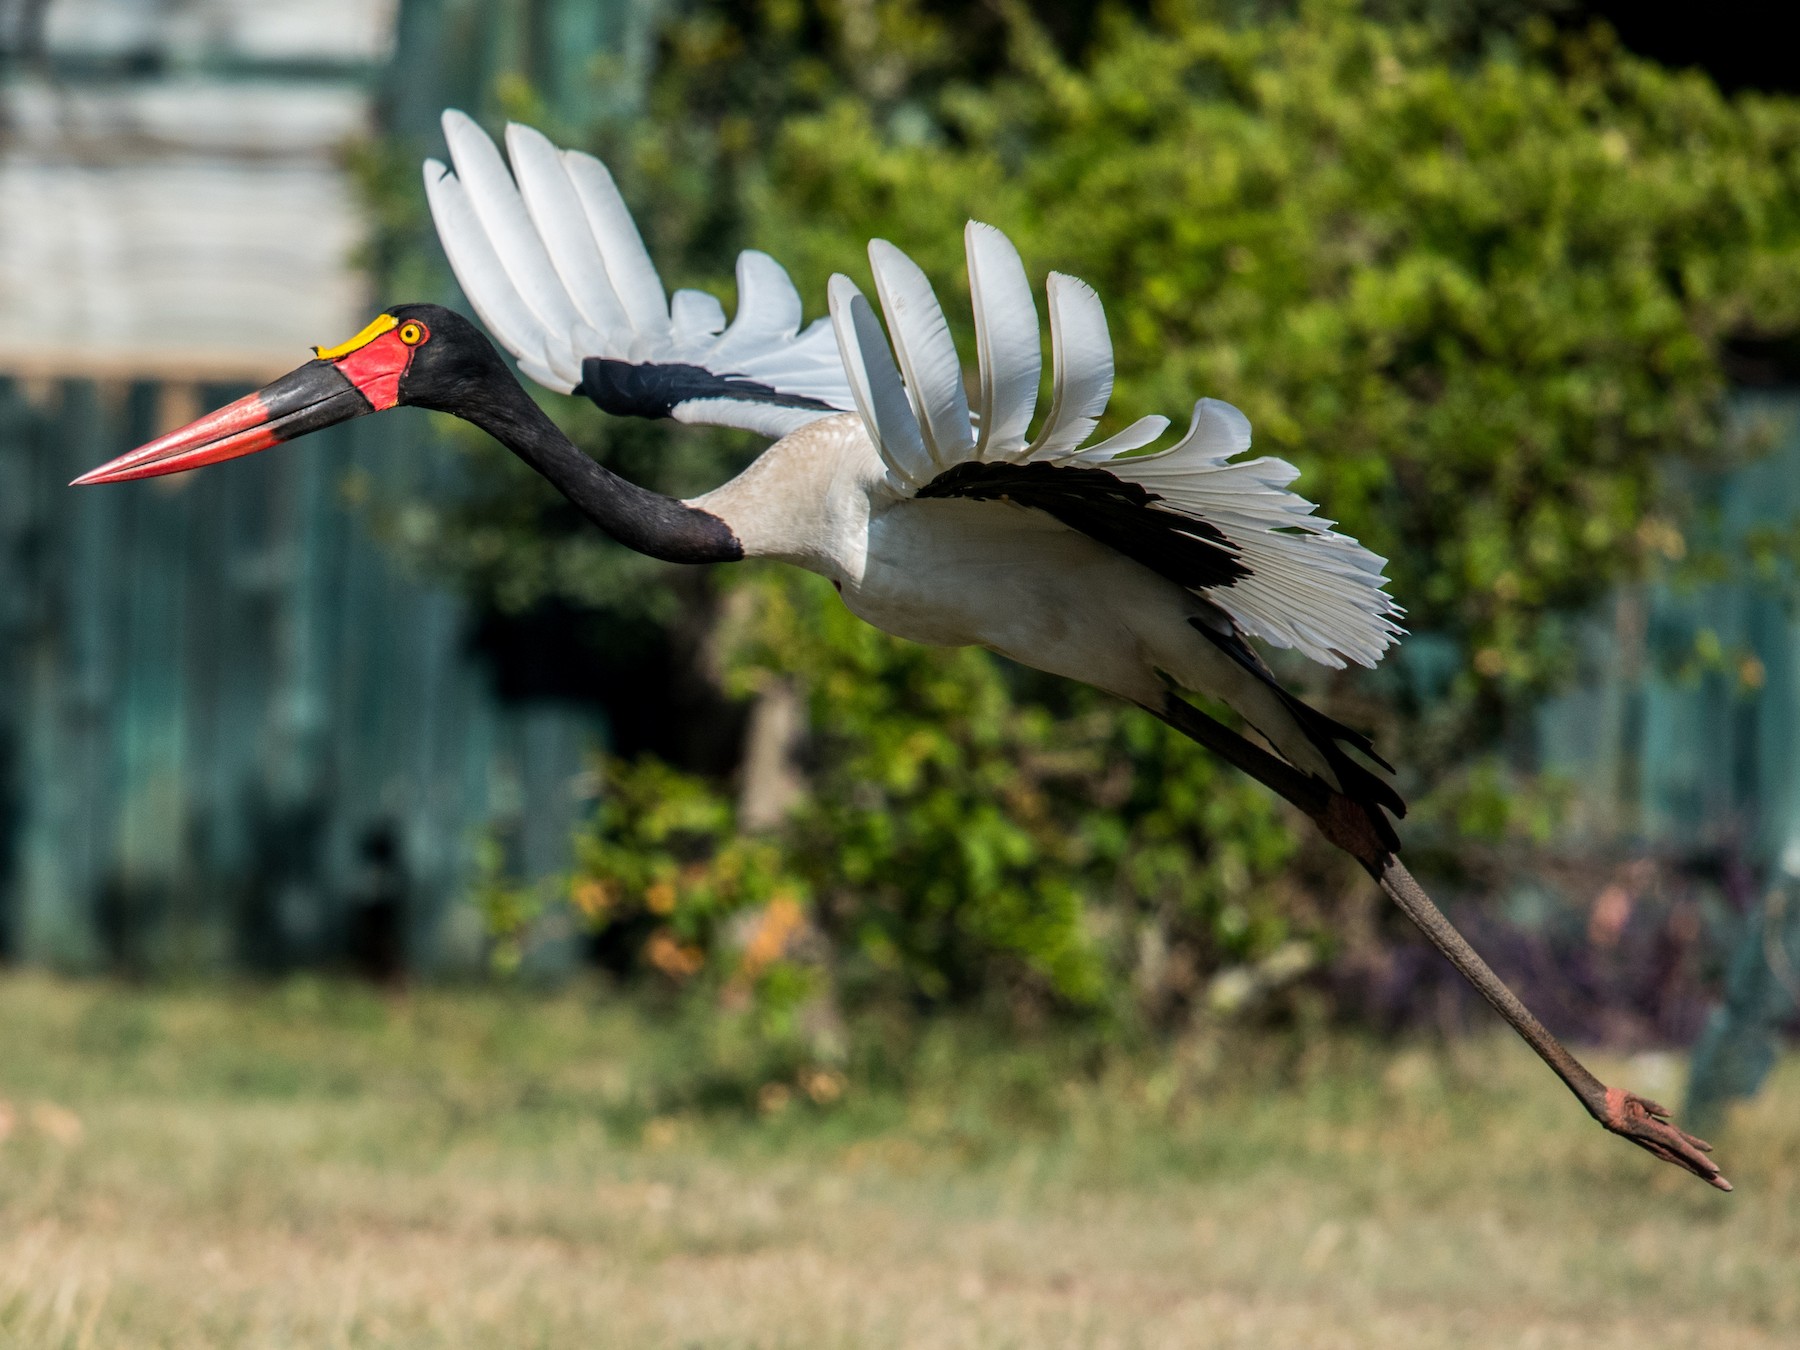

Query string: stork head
72 303 506 486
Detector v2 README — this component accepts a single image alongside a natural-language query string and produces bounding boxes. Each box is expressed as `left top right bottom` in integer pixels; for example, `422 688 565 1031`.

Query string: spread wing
828 225 1403 670
424 111 856 439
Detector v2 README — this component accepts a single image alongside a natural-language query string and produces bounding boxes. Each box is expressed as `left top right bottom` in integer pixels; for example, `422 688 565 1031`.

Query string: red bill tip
72 359 371 487
71 390 279 486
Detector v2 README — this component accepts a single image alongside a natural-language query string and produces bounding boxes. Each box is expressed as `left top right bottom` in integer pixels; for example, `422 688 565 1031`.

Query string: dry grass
0 971 1795 1349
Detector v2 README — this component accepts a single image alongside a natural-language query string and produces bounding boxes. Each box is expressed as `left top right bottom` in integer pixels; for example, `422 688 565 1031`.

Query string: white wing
829 227 1402 670
424 111 856 439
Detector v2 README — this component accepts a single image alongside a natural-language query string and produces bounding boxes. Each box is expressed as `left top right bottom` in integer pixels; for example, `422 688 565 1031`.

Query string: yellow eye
398 321 427 345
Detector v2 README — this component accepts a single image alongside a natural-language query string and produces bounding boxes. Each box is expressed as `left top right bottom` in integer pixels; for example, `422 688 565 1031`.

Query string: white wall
0 0 398 380
41 0 397 67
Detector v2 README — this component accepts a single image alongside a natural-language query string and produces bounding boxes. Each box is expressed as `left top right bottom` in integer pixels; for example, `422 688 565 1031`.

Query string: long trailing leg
1146 690 1731 1192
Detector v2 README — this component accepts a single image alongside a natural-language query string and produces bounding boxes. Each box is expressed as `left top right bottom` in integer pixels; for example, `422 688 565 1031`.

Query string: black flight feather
580 358 840 422
1187 617 1405 832
917 460 1252 592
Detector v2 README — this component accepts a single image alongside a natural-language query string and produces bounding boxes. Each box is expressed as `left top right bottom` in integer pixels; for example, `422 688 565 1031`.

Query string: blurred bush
372 0 1800 1028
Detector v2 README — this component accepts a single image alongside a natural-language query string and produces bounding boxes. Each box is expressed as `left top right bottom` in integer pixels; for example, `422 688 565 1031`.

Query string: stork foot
1599 1088 1731 1191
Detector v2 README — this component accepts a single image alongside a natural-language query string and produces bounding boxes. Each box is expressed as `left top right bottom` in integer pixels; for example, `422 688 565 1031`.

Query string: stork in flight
77 111 1726 1191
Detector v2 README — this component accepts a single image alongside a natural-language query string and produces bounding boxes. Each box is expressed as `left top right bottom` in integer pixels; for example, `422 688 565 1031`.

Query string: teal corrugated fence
0 378 601 974
1534 391 1800 1114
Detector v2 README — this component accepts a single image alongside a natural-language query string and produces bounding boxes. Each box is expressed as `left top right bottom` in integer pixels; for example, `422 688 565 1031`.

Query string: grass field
0 973 1795 1349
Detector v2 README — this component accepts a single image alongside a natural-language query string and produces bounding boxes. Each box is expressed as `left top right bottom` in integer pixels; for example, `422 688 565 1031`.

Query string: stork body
73 112 1723 1191
693 412 1349 790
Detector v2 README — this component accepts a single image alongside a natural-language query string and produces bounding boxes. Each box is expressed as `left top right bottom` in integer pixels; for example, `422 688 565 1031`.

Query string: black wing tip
1280 692 1405 823
579 357 838 421
1184 617 1406 825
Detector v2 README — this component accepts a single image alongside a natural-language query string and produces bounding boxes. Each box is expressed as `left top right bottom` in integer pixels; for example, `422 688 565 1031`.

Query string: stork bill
73 315 424 485
75 111 1728 1193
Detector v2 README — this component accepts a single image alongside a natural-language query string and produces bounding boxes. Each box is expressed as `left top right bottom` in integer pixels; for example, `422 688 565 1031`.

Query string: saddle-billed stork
76 111 1726 1190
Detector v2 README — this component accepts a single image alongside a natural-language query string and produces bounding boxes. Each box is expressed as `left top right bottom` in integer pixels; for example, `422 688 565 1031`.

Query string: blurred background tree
366 0 1800 1035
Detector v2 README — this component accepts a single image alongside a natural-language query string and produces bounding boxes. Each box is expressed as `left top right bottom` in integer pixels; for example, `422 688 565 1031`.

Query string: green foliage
482 754 802 971
747 1 1800 720
471 835 549 977
569 755 800 970
723 569 1301 1012
488 568 1304 1022
375 0 1800 1018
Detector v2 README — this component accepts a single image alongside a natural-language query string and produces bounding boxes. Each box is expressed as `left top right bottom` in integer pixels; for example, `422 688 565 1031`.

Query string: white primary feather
728 317 843 383
829 227 1400 670
671 289 727 343
442 111 588 386
503 122 632 339
708 251 803 367
1171 397 1250 458
424 113 856 435
422 159 565 390
725 325 849 403
965 222 1041 459
1077 414 1170 458
867 240 973 471
557 148 670 351
1028 273 1113 462
828 274 930 491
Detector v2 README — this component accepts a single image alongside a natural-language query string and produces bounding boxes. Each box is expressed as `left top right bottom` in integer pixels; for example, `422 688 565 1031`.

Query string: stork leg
1147 692 1731 1192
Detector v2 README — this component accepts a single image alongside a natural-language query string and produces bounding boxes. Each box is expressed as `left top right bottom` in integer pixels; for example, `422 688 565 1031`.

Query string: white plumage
1030 273 1113 461
504 122 637 341
423 152 563 389
825 228 1403 670
1116 402 1399 668
556 139 669 343
866 241 969 473
425 112 1402 798
427 111 856 436
965 222 1042 459
827 275 932 492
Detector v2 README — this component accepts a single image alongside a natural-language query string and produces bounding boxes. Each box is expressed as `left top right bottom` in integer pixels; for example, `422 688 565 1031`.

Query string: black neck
454 375 742 565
